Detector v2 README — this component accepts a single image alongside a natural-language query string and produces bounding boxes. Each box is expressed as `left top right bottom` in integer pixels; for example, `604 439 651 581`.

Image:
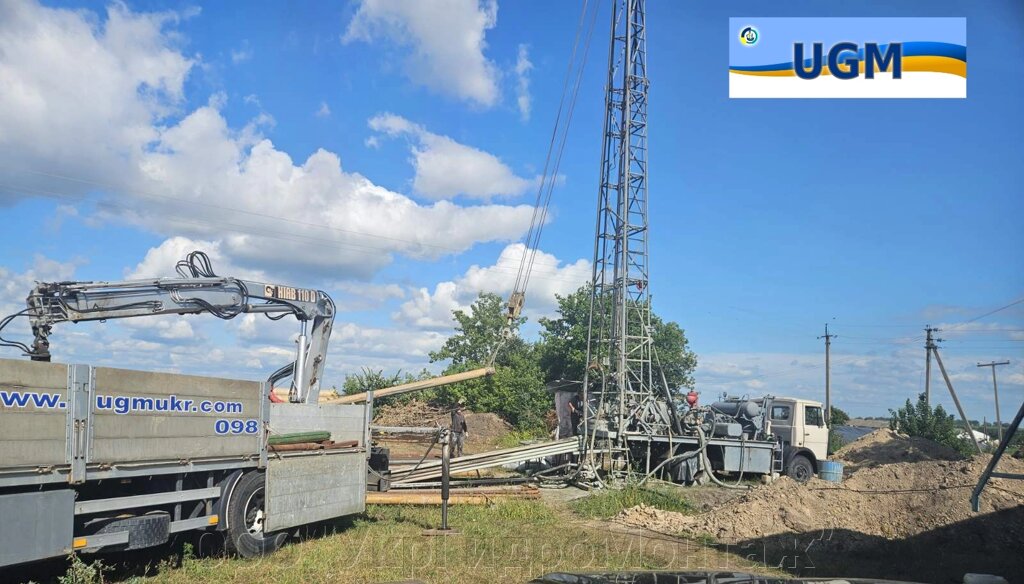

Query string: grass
38 497 778 584
570 484 693 520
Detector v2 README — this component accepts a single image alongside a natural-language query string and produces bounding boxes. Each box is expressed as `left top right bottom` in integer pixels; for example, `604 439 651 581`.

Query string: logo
739 25 759 46
728 18 966 99
793 42 902 80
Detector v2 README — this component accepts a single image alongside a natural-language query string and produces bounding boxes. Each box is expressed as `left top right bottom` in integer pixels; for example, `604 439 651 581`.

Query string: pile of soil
834 427 962 471
371 400 513 457
464 412 513 448
617 456 1024 544
613 429 1024 581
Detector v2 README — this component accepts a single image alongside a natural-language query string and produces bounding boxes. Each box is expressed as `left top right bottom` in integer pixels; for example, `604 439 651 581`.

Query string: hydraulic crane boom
18 251 335 404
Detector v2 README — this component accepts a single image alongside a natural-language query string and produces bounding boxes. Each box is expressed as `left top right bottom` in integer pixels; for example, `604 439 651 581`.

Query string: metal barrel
819 460 844 483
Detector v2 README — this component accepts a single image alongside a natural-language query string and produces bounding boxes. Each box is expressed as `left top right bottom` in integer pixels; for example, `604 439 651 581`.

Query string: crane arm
21 252 335 404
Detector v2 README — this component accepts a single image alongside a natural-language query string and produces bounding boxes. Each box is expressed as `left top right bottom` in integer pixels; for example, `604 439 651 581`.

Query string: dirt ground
614 429 1024 583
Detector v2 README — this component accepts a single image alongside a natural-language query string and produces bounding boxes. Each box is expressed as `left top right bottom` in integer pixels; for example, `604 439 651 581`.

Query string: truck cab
767 397 828 482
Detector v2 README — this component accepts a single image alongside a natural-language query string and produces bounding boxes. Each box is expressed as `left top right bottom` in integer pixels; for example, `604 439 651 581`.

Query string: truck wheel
787 454 814 483
225 471 286 558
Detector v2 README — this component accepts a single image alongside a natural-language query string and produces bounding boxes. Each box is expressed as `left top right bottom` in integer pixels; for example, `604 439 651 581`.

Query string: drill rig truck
0 252 381 567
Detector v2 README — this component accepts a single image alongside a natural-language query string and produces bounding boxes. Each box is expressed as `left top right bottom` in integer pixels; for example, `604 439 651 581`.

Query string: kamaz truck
613 394 829 485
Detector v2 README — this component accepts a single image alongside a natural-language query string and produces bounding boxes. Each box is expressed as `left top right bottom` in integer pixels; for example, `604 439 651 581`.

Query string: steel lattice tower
583 0 670 466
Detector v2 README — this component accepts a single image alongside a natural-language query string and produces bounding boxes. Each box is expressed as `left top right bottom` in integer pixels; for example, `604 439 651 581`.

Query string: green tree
342 368 403 395
889 393 973 457
429 292 549 429
830 406 850 427
430 292 519 366
536 285 697 396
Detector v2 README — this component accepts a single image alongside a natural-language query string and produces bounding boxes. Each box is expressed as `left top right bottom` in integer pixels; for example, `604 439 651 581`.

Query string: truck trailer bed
0 357 368 567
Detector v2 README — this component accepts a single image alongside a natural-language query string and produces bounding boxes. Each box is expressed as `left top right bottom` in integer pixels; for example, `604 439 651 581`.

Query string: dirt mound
834 428 962 471
613 429 1023 580
464 412 513 447
618 455 1024 543
615 455 1024 580
371 400 513 457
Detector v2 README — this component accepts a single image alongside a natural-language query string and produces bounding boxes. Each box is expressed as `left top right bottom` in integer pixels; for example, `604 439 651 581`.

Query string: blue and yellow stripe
729 42 966 78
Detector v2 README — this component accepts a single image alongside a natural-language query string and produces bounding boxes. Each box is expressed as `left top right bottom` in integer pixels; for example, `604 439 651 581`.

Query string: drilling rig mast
582 0 673 474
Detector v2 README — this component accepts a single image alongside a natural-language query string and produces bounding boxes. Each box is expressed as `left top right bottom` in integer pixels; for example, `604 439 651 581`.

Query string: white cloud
514 44 532 121
0 1 537 281
368 112 539 200
0 0 192 201
395 243 590 329
343 0 500 107
231 40 252 64
315 101 331 118
695 345 1024 420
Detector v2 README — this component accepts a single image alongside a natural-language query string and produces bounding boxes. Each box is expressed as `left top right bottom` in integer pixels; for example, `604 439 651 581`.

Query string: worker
450 399 468 458
568 392 584 435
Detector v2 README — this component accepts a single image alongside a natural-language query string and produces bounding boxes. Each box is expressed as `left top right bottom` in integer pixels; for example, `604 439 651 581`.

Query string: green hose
268 431 331 445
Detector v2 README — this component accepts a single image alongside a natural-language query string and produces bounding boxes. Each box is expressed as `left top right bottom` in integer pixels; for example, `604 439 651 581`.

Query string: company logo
729 18 966 98
739 26 759 46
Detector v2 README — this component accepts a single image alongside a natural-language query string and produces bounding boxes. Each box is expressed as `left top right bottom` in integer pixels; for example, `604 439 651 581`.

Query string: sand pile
615 430 1024 545
618 456 1024 546
833 427 962 471
613 429 1024 580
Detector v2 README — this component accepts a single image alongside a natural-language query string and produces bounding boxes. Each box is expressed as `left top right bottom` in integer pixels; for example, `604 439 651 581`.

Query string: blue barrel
819 460 844 483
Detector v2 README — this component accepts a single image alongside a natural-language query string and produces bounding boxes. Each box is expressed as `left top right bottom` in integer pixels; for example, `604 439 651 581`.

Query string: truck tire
786 454 814 483
225 471 286 558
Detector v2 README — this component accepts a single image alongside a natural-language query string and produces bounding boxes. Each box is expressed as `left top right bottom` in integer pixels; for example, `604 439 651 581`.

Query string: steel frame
583 0 669 474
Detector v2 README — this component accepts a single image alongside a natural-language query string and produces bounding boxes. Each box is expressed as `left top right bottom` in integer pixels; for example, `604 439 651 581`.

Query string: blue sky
0 0 1021 420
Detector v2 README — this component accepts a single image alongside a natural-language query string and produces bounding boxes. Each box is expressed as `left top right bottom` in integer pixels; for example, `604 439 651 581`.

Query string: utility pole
818 323 835 427
928 336 983 454
977 360 1010 443
924 326 938 405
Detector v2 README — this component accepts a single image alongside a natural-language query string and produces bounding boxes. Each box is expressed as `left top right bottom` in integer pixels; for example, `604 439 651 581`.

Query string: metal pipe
972 399 1024 511
326 367 495 404
440 429 450 530
292 320 308 402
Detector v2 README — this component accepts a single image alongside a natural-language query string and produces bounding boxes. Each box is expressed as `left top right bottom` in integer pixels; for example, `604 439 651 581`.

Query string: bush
828 430 846 455
889 393 974 457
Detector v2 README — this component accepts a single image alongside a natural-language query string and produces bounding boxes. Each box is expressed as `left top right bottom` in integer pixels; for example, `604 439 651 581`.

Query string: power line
944 297 1024 332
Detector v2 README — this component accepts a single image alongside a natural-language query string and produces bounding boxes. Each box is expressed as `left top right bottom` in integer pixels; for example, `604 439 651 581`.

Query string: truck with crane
0 251 381 567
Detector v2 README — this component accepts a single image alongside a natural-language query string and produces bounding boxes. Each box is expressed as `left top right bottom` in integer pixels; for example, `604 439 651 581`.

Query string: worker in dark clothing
568 392 584 436
450 399 468 458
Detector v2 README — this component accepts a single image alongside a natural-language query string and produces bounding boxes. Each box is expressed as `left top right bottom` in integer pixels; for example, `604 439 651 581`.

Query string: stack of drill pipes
391 438 579 483
391 439 576 481
389 476 535 489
